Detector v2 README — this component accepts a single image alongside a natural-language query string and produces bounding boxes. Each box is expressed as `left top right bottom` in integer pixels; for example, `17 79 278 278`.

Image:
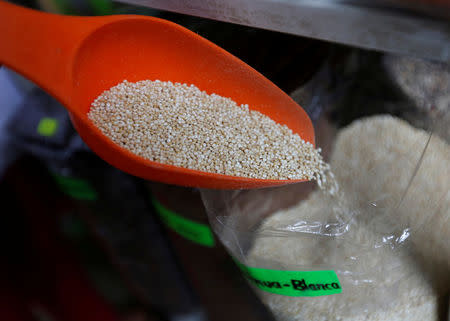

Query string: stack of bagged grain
384 55 450 141
248 115 449 321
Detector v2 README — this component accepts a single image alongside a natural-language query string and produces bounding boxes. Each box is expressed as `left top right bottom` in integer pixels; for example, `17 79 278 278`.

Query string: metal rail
117 0 450 63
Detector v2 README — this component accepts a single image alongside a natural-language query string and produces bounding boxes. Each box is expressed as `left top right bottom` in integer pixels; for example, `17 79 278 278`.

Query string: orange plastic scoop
0 1 314 189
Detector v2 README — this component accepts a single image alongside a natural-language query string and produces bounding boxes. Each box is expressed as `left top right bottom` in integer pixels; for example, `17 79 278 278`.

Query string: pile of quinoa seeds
88 80 330 181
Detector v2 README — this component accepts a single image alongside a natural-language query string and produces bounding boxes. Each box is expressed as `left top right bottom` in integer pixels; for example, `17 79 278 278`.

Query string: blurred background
1 0 449 321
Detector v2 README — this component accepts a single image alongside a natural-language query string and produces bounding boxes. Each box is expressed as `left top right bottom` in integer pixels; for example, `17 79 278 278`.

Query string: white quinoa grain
88 80 328 180
248 115 449 321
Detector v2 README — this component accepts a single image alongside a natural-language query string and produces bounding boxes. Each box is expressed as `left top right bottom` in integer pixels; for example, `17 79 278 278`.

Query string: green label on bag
152 198 215 247
52 174 98 201
235 261 341 297
37 117 59 137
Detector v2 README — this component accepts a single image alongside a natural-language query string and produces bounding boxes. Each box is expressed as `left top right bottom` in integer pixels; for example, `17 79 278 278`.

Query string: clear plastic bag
200 50 450 319
201 113 449 320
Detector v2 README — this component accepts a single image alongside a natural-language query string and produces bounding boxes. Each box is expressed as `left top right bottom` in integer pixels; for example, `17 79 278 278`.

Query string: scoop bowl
0 1 314 189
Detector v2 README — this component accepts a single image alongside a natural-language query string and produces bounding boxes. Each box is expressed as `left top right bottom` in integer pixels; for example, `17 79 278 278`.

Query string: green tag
235 260 342 297
31 306 57 321
152 198 215 247
88 0 113 15
52 174 98 201
37 117 59 137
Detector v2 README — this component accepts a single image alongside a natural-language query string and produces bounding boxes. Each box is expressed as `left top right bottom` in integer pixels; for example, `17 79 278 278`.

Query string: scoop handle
0 1 104 108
